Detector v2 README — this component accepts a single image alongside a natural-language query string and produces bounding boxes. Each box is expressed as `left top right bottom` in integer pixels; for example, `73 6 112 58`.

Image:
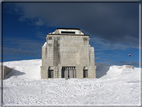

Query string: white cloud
8 3 138 48
36 31 46 39
35 19 44 26
3 37 43 57
124 35 139 49
90 36 131 51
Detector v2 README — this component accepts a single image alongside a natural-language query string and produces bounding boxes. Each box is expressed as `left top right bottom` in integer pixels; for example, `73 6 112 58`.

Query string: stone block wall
41 28 96 79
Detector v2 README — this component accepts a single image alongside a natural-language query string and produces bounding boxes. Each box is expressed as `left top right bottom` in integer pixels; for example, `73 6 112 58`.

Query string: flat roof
47 34 89 36
56 28 80 30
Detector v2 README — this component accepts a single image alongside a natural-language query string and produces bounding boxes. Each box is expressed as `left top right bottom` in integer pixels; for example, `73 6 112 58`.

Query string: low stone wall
124 65 134 69
118 65 134 69
0 66 12 80
118 67 123 69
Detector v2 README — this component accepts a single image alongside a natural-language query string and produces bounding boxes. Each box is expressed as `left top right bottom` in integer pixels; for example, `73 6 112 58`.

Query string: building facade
40 28 96 79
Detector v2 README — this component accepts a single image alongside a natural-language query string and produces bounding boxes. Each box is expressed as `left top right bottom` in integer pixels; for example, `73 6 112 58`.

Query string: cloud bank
8 3 139 48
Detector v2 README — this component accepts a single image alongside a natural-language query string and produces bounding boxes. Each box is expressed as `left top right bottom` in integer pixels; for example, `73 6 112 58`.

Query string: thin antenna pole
130 56 132 65
129 52 132 66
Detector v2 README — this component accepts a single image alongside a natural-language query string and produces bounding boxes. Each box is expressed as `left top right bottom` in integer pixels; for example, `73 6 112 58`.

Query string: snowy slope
4 59 41 80
2 59 141 106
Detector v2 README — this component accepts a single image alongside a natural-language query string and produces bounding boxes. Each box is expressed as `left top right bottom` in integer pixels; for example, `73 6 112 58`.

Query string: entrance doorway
48 70 54 78
83 67 88 78
48 66 54 78
61 66 76 79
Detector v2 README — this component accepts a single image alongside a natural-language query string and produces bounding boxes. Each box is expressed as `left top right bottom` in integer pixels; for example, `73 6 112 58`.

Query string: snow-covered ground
2 59 141 106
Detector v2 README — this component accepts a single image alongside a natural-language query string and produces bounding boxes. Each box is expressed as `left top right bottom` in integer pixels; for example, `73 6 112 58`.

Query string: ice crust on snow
2 59 141 106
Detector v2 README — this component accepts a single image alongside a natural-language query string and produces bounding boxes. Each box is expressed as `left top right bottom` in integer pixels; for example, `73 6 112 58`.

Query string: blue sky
2 2 141 67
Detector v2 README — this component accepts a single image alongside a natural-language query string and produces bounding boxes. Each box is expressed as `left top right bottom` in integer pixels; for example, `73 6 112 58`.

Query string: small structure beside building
0 66 12 80
40 28 96 79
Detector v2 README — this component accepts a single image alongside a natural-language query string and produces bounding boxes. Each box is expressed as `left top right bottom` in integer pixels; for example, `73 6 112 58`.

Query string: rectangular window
61 31 75 34
49 37 52 40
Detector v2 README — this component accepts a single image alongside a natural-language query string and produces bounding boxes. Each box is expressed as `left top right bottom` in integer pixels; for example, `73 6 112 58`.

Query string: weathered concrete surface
0 66 12 80
124 65 134 69
41 28 96 79
118 67 123 69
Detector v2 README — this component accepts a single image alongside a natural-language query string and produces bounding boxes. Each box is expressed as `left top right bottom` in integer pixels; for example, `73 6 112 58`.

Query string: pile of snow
2 59 141 106
102 65 137 78
95 63 110 78
4 59 41 80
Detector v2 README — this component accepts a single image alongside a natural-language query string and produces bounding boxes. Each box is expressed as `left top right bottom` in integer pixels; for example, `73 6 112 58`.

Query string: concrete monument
40 28 96 79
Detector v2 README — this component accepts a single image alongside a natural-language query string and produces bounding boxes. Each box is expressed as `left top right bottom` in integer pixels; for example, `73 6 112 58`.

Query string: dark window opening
49 37 52 40
48 70 54 78
83 38 88 41
48 44 52 47
61 31 75 34
83 70 88 78
61 67 65 78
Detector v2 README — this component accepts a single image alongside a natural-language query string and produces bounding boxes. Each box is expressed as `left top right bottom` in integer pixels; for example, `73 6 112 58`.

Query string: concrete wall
124 65 134 69
0 66 12 80
41 29 96 79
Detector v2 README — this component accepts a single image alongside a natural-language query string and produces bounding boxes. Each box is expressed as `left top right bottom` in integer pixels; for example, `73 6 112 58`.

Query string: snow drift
2 59 141 106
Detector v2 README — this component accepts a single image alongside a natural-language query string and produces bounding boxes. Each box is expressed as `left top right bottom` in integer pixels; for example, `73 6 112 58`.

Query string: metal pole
139 1 142 68
130 56 132 66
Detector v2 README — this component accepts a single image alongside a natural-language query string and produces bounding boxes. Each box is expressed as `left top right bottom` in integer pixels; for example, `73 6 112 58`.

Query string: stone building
40 28 96 79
